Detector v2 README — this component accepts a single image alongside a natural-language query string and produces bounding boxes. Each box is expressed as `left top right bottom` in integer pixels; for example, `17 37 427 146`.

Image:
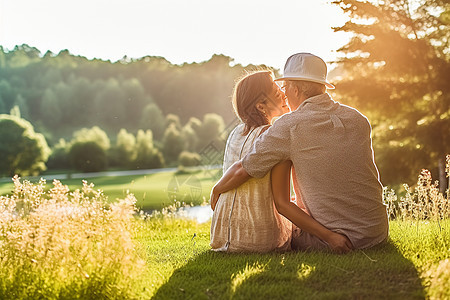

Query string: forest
0 47 259 174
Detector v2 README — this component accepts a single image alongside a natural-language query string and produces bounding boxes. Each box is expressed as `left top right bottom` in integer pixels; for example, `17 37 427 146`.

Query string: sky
0 0 351 70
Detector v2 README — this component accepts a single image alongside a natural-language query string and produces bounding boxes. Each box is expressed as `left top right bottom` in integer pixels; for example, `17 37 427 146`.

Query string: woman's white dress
210 124 292 252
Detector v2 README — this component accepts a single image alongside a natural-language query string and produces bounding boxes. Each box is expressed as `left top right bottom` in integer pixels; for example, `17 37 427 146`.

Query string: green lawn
1 172 448 299
0 168 219 210
141 218 449 299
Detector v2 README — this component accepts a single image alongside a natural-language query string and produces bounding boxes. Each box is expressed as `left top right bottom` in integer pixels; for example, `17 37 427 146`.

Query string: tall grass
0 176 146 299
385 167 449 221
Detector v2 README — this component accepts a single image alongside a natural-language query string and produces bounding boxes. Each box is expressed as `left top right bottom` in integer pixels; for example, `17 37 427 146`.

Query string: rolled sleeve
242 119 291 178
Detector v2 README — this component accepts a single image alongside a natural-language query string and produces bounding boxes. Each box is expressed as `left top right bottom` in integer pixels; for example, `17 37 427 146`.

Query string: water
144 205 213 223
177 205 213 223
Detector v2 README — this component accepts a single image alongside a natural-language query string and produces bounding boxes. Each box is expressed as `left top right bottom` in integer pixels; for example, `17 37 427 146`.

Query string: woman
210 70 292 252
210 70 350 253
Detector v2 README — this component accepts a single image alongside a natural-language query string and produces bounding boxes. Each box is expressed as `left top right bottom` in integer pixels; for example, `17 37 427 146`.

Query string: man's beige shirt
242 93 388 249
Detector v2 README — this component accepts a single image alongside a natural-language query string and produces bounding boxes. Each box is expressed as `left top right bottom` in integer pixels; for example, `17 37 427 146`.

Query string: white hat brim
275 76 335 89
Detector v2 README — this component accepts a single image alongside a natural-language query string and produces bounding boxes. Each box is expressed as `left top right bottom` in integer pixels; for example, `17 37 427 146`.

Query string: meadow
0 168 449 299
0 168 218 211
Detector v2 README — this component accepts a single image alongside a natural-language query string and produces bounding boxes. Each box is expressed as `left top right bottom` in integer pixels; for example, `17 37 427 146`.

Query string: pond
176 205 213 223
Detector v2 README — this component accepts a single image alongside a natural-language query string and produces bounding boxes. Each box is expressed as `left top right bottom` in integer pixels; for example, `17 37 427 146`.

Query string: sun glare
297 263 316 280
230 262 267 294
0 0 351 69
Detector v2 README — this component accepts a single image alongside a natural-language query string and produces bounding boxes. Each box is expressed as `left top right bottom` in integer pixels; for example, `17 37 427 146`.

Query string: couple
210 53 388 254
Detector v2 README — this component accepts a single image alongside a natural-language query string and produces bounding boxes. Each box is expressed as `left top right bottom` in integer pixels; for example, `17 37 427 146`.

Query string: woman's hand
326 232 354 254
210 187 220 211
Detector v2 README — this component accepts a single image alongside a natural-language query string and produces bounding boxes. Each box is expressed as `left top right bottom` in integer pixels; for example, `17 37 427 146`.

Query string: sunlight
0 0 351 69
297 263 315 280
230 262 268 294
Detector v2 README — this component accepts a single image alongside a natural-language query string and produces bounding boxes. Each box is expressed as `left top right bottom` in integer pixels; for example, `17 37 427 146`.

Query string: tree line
0 46 257 175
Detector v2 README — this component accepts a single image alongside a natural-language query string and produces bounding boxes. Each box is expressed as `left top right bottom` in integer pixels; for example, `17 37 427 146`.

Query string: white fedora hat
275 53 335 89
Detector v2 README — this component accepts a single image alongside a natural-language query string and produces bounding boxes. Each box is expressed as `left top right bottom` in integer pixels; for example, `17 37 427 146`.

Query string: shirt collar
295 93 334 112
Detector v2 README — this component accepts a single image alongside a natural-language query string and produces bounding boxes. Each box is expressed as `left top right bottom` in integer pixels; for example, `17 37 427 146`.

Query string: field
0 168 219 211
0 169 449 299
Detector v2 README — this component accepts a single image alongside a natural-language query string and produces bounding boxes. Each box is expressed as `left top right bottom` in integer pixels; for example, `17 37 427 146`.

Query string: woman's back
210 124 291 252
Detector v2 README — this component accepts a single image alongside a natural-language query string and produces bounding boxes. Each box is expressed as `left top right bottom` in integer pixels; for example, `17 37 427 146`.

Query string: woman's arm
271 161 353 253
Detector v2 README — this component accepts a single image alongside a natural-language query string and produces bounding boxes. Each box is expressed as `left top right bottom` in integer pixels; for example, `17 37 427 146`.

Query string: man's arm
210 160 251 210
271 160 354 254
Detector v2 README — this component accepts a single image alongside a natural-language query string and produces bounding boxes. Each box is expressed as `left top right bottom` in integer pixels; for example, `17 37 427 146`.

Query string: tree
69 141 107 172
178 151 201 167
71 126 111 151
109 129 137 168
182 117 202 152
196 113 225 152
162 123 185 164
0 114 50 176
165 114 181 130
0 94 4 113
140 103 166 140
121 78 147 127
134 129 164 169
332 0 450 188
93 78 126 132
0 80 14 113
40 88 62 128
47 138 71 170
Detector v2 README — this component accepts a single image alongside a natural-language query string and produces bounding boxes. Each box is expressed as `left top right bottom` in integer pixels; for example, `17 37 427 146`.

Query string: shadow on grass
152 242 424 300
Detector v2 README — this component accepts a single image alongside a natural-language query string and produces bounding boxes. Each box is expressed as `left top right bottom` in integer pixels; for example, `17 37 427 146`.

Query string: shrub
178 151 201 167
46 138 70 170
71 126 111 151
0 176 145 299
69 141 107 172
0 114 50 176
134 129 165 169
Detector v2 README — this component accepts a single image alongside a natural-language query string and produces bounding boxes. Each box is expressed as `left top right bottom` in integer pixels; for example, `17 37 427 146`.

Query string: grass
140 217 449 300
1 162 449 299
0 168 219 210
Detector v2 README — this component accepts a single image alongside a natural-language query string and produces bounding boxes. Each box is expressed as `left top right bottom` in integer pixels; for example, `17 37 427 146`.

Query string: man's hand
327 232 354 254
209 161 251 211
210 187 220 211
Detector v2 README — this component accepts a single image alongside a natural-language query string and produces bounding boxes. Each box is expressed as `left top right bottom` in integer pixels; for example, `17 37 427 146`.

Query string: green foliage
69 141 108 172
140 103 166 140
0 114 50 176
46 138 70 170
0 94 4 113
178 151 201 167
181 117 201 152
165 113 182 130
71 126 111 151
163 123 185 164
332 0 450 187
0 45 251 143
109 128 137 168
134 129 165 169
0 80 13 113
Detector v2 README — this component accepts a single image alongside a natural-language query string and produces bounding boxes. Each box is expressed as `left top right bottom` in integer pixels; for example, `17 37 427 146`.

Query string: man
210 53 388 253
